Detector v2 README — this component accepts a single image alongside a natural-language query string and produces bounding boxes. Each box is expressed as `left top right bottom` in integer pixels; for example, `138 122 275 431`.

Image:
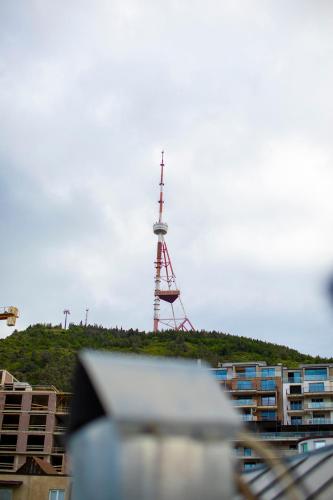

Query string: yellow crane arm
0 306 19 326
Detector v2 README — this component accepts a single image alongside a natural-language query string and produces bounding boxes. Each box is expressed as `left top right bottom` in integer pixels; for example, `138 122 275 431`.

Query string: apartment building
211 362 333 470
283 364 333 426
211 362 284 424
0 370 71 475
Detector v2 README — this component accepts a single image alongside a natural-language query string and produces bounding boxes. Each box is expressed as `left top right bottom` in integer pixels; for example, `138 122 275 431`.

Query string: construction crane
0 306 19 326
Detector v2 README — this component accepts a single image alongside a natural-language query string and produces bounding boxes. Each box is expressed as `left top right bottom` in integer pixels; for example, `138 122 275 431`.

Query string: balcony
56 406 70 414
306 419 333 425
287 407 304 413
286 391 303 397
1 424 19 431
257 403 277 409
257 386 277 393
306 402 333 410
230 387 256 393
28 425 47 432
26 445 45 452
52 464 63 473
54 425 67 433
304 387 333 395
259 431 333 440
52 446 65 454
241 414 256 422
0 444 16 451
304 375 328 381
234 372 257 379
232 399 257 407
0 461 14 471
3 404 22 412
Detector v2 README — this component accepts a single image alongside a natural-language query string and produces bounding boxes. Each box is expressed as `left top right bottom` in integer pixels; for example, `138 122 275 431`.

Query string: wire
236 430 306 500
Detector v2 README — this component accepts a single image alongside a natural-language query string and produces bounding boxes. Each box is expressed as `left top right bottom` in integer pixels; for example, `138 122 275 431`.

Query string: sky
0 1 333 356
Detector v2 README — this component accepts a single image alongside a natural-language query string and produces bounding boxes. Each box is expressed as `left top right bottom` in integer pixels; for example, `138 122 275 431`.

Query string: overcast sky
0 1 333 356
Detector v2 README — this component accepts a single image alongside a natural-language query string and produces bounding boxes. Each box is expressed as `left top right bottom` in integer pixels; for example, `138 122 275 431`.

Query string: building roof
220 362 267 367
16 457 58 476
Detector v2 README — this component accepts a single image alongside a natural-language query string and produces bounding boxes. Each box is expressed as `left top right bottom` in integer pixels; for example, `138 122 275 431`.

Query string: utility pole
63 309 70 330
85 308 89 327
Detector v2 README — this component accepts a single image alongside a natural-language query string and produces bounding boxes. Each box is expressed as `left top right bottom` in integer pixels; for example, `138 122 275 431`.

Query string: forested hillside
0 324 331 391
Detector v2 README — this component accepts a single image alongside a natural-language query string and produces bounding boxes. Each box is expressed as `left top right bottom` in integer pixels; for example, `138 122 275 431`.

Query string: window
26 435 45 452
290 385 302 394
288 371 301 383
300 442 308 453
261 380 276 390
314 440 326 449
290 401 302 410
0 490 12 500
49 490 65 500
304 368 327 381
244 447 252 456
212 369 227 380
261 396 276 406
308 383 324 393
261 410 276 421
291 416 302 425
262 368 275 378
31 395 49 411
237 381 253 390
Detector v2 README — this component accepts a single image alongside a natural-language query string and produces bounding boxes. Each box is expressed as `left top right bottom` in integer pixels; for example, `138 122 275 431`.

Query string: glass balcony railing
241 414 255 421
306 418 333 425
304 386 333 393
234 372 257 379
304 375 328 381
232 399 256 406
259 431 333 439
306 402 333 409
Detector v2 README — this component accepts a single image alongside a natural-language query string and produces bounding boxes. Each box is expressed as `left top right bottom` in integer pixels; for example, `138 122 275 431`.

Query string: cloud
0 1 333 355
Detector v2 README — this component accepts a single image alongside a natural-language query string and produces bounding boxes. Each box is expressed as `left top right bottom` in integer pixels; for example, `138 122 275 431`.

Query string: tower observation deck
152 152 194 333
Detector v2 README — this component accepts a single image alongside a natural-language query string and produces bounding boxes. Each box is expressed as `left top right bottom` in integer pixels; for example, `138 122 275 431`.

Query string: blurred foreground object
0 305 19 326
68 352 241 500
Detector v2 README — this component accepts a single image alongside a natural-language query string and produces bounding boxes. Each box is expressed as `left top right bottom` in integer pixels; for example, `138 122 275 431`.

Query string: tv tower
153 151 195 333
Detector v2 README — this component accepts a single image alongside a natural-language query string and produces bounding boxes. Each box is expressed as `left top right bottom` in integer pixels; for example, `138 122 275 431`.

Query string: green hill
0 324 331 391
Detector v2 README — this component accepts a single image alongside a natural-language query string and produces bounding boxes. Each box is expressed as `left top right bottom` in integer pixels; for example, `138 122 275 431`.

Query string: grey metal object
68 351 242 500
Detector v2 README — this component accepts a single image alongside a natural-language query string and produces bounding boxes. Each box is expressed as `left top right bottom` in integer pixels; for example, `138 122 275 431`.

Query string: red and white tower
153 151 195 333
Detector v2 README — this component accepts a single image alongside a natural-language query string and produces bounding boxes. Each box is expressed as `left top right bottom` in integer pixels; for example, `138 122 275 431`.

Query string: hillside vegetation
0 324 331 391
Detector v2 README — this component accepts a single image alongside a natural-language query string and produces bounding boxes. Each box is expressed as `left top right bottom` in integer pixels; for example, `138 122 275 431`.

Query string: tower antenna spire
152 151 194 333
